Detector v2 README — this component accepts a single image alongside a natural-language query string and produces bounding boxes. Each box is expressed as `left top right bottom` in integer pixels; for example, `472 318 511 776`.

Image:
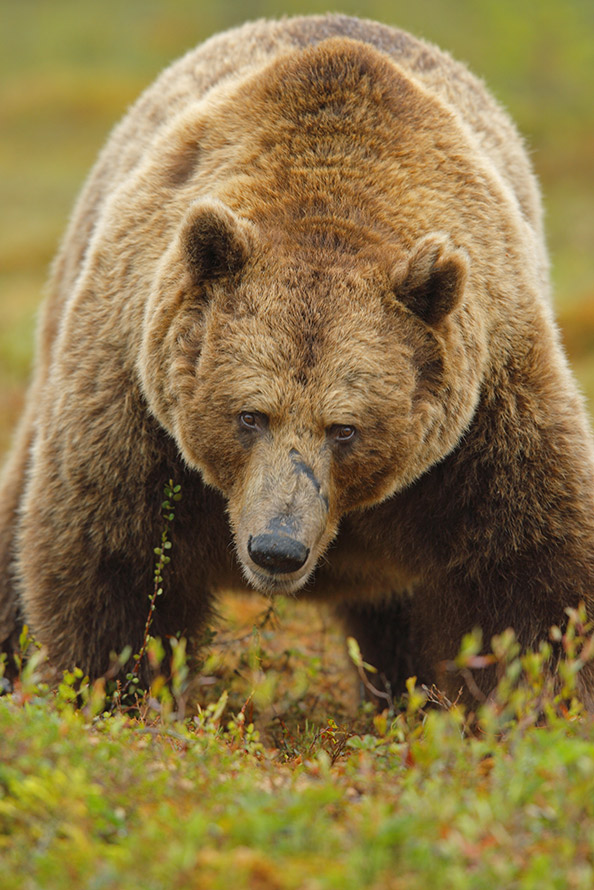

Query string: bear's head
140 199 483 593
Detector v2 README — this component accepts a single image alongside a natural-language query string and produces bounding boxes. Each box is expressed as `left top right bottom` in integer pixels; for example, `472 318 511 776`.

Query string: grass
3 601 594 889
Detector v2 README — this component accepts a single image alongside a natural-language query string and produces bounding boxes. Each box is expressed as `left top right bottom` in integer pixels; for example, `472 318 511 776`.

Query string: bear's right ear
181 199 255 285
393 234 469 326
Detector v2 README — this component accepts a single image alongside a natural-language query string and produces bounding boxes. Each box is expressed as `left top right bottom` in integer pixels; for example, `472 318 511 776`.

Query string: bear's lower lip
243 565 311 595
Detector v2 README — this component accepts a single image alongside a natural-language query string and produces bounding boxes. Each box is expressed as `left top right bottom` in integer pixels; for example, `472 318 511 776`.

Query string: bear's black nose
247 533 309 574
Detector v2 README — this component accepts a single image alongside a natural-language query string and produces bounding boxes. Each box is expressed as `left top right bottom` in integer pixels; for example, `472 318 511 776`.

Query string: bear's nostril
247 533 310 574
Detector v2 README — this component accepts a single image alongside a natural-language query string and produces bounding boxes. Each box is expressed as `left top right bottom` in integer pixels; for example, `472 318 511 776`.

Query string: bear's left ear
393 234 469 326
181 198 256 284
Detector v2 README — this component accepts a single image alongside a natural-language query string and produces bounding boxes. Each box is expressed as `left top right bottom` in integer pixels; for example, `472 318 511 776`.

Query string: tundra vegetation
3 594 594 888
1 2 594 888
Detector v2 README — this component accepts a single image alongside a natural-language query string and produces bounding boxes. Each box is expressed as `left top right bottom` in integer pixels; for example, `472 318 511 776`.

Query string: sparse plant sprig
117 479 181 705
346 635 394 716
444 603 594 735
225 695 265 756
8 624 49 704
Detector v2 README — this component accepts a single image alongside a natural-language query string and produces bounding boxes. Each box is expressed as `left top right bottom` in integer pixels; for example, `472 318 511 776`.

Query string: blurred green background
1 0 593 456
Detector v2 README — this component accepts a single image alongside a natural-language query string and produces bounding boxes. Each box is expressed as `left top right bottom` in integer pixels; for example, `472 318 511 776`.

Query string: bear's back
47 15 544 349
93 15 540 228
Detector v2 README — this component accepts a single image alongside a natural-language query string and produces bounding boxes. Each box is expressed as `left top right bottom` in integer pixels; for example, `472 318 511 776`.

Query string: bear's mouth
239 559 315 596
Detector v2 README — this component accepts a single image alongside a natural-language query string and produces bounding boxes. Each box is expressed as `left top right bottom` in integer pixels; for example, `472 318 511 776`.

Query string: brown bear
2 14 594 704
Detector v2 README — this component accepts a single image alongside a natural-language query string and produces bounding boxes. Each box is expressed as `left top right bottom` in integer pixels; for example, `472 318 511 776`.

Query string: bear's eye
239 411 267 432
329 424 357 444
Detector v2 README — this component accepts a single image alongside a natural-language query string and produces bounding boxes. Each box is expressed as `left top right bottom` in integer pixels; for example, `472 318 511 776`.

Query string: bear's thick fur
2 15 594 703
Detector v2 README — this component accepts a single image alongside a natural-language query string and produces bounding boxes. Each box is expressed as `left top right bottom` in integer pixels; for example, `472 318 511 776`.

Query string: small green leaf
347 636 362 668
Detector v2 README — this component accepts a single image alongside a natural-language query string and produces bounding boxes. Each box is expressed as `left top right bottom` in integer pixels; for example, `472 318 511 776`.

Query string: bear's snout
247 533 310 574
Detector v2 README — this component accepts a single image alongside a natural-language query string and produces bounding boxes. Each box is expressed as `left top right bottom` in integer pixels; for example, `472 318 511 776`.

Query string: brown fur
2 15 594 705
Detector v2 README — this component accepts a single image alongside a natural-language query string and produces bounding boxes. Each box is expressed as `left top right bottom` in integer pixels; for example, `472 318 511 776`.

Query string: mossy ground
3 599 594 890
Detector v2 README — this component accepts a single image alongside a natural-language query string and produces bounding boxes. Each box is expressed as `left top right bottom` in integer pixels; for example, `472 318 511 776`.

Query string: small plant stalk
121 479 181 697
